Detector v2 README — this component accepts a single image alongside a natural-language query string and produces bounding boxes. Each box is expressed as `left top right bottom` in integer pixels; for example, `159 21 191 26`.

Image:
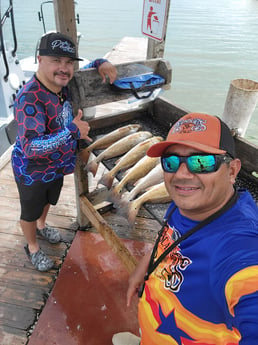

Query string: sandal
37 224 61 244
24 244 54 271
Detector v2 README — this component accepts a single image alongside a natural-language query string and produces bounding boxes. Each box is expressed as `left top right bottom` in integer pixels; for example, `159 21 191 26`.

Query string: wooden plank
79 195 138 274
0 325 27 345
69 58 172 109
0 302 35 330
0 264 54 288
0 284 45 309
87 106 148 130
235 136 258 174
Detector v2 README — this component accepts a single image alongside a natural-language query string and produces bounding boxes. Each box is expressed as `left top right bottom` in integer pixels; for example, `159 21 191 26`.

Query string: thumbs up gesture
72 109 92 141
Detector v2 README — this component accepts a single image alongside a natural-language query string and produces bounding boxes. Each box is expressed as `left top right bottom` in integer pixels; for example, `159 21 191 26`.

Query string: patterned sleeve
15 93 80 161
81 58 108 70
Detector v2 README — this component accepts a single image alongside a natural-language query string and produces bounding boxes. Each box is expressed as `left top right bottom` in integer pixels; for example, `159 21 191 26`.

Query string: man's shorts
16 177 64 222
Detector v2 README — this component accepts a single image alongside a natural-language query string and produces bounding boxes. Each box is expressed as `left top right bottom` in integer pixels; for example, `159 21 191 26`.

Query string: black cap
38 32 83 61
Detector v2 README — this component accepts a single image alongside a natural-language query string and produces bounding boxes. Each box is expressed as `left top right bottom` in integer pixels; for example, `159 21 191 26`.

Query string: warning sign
142 0 169 42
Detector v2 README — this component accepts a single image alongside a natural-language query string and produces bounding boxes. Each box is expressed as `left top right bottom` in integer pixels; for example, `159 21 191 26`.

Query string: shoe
24 244 54 272
112 332 141 345
37 224 61 244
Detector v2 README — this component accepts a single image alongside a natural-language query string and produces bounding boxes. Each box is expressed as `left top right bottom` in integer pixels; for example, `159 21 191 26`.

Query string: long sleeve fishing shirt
11 59 107 186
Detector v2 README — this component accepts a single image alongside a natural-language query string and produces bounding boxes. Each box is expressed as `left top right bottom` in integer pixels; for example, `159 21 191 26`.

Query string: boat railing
0 0 17 81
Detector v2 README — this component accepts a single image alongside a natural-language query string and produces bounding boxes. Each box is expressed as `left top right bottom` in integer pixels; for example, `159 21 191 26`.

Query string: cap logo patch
51 39 75 54
172 117 207 134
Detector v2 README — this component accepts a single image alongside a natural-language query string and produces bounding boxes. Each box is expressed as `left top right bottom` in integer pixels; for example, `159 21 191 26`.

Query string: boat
0 0 26 163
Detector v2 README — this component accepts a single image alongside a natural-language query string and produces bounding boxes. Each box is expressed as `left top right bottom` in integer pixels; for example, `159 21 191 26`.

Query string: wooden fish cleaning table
69 58 172 273
69 58 258 274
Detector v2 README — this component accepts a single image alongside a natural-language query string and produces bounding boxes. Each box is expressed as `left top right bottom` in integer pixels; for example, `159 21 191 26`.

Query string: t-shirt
138 190 258 345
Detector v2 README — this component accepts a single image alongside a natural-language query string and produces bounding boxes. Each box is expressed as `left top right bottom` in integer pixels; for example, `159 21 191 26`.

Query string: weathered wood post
146 0 171 59
53 0 79 70
53 0 89 226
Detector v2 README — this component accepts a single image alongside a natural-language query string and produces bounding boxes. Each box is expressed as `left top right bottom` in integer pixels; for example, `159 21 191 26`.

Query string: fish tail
108 183 123 205
79 148 91 164
98 171 114 189
86 159 99 177
125 200 140 228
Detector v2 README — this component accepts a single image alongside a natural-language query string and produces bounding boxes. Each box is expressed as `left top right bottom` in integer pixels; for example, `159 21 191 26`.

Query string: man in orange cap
113 113 258 345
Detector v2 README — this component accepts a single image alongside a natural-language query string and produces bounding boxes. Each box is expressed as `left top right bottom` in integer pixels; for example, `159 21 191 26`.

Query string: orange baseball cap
147 113 235 158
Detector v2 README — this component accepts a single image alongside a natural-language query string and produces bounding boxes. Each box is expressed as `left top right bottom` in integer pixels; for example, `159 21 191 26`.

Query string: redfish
109 155 160 205
86 131 153 177
98 136 163 189
122 182 171 228
80 124 141 163
121 164 164 203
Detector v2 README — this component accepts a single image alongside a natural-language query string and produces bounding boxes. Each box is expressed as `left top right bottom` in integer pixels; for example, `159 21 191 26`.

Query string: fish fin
98 172 114 190
86 159 99 177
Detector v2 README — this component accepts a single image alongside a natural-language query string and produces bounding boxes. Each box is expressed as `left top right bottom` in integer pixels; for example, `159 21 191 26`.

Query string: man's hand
72 109 92 141
98 61 117 84
126 252 152 307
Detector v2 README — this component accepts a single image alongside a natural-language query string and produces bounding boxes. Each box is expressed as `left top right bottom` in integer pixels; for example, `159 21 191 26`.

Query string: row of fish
80 124 171 227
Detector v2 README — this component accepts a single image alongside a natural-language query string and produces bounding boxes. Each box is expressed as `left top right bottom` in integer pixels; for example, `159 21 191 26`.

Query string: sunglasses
161 154 232 174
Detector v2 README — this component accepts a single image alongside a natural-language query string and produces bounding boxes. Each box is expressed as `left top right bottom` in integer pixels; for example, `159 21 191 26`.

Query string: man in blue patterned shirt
12 32 117 271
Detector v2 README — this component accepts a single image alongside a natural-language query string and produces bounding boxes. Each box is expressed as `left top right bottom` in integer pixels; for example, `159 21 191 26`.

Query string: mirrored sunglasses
161 154 232 174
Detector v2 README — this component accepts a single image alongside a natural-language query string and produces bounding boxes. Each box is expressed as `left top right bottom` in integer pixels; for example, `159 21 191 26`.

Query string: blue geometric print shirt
11 75 80 185
11 58 108 185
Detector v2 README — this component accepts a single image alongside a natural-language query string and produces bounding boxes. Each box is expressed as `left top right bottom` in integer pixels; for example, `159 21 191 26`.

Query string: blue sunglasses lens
188 155 216 173
162 155 217 173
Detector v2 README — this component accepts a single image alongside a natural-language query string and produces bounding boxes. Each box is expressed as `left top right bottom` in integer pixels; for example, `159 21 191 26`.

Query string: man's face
163 144 241 221
37 55 75 92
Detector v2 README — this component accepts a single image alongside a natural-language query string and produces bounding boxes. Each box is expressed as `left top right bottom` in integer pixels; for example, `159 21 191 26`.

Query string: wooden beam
147 0 171 59
79 195 138 274
69 58 172 110
53 0 79 70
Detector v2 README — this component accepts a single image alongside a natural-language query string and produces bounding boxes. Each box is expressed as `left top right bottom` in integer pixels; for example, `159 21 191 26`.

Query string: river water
2 0 258 144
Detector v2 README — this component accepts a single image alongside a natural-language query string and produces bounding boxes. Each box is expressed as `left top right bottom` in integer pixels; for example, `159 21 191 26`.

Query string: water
1 0 258 145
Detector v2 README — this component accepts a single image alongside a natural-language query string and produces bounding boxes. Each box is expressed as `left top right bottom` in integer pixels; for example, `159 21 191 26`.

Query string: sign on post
142 0 169 42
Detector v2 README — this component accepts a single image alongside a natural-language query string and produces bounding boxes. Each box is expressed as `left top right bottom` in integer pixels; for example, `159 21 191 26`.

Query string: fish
109 155 160 205
121 163 164 203
98 136 163 189
86 131 153 177
122 182 171 228
79 124 141 163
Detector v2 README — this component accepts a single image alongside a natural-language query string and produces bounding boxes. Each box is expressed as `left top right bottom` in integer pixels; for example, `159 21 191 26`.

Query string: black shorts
16 177 64 222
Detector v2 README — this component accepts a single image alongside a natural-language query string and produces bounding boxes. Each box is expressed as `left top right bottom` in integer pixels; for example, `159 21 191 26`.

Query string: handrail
0 0 17 81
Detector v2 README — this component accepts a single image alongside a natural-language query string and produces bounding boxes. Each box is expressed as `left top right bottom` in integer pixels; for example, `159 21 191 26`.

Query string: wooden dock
0 161 78 344
0 157 161 345
0 36 152 345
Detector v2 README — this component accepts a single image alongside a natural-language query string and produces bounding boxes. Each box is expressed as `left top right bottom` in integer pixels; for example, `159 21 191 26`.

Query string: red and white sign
142 0 169 42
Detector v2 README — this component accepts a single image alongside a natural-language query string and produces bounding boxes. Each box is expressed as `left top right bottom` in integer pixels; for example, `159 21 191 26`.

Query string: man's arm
82 58 117 83
127 251 152 307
